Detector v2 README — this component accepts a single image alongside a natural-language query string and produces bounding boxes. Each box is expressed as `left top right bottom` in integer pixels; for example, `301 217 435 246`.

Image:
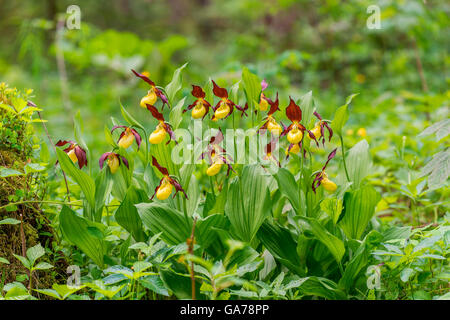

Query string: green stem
340 135 351 182
209 176 216 197
0 200 120 210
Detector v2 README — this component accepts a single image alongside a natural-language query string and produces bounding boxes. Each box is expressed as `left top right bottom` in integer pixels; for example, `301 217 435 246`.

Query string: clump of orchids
56 69 341 202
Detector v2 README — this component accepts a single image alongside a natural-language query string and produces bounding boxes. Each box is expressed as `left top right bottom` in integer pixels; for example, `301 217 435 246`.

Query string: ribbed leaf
115 186 147 242
119 101 145 131
59 205 106 268
257 222 304 275
196 214 229 249
94 167 113 222
225 165 271 242
136 202 191 245
241 67 261 111
274 168 300 213
332 93 358 136
339 185 380 239
346 139 371 188
165 62 188 105
300 217 345 263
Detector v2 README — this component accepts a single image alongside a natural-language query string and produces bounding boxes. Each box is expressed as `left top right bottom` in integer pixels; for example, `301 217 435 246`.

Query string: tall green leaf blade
300 217 345 263
274 168 300 214
225 165 271 242
94 167 113 222
119 101 145 131
115 186 147 242
165 62 188 105
59 205 106 268
257 222 304 275
339 185 381 240
56 148 95 209
196 214 229 249
332 93 358 136
346 139 372 188
299 91 314 128
136 202 191 245
241 67 261 111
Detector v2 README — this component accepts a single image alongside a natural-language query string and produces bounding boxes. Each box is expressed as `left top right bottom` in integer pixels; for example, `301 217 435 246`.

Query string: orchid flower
111 126 142 149
151 156 187 200
55 140 87 169
132 69 169 109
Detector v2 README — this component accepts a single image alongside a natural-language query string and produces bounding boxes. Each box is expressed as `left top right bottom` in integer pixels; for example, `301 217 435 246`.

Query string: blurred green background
0 0 448 158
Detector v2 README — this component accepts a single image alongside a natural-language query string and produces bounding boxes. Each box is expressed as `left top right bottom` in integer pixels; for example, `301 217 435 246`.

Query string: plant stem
188 217 198 300
0 200 120 210
340 135 351 182
209 176 216 197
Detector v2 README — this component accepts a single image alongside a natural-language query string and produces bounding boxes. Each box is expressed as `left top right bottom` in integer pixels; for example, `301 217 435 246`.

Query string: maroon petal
56 140 74 147
99 152 111 169
324 122 333 142
212 80 228 99
156 88 169 109
131 129 142 150
170 178 188 199
74 146 87 169
131 69 155 86
313 111 323 121
147 105 165 121
120 155 129 169
152 156 169 176
111 125 127 133
322 148 337 171
191 85 206 99
150 179 163 200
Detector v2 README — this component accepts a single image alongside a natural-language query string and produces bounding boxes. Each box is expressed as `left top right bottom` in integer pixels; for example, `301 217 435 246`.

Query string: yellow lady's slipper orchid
156 177 174 200
118 128 135 149
56 140 87 169
149 125 167 144
312 149 338 193
321 176 337 192
214 100 231 120
259 93 269 111
147 106 177 145
99 152 129 174
184 85 211 120
112 126 142 150
206 158 224 176
132 69 169 109
287 126 303 144
107 154 120 174
210 80 236 121
140 90 157 108
151 157 187 201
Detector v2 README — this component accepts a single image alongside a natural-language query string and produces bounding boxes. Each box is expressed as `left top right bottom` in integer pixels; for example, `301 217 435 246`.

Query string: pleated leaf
59 205 106 268
115 186 147 242
339 185 381 240
225 165 271 242
136 202 192 245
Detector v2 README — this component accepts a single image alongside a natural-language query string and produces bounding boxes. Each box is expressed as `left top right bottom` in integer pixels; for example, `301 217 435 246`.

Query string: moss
0 134 66 295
